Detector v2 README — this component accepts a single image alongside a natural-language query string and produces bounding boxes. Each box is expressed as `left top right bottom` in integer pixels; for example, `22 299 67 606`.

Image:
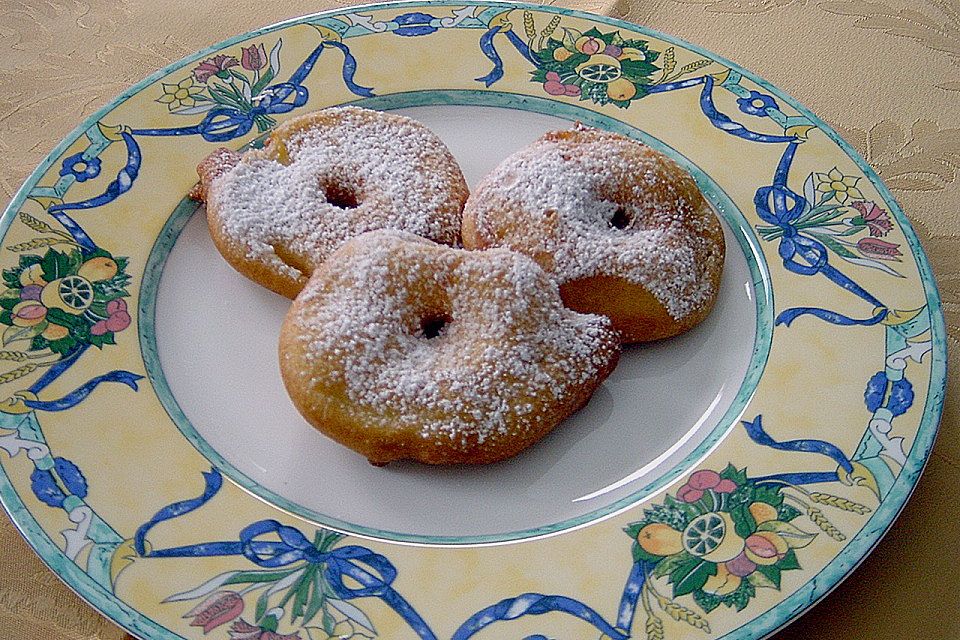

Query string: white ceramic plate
0 4 945 639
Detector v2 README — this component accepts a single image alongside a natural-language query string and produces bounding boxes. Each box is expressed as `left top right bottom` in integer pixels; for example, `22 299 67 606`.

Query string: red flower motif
228 620 261 640
677 484 704 503
194 55 239 82
241 43 268 71
184 591 244 633
857 237 902 261
228 620 302 640
851 201 893 237
677 469 737 503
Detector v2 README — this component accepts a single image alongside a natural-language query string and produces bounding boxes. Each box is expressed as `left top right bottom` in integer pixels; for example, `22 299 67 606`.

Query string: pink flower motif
184 591 244 634
241 44 268 71
228 620 301 640
90 320 109 336
106 310 131 333
229 620 262 640
543 72 581 98
687 470 721 490
260 631 302 640
677 484 703 503
106 298 127 315
676 469 738 502
857 237 902 261
544 80 566 95
714 478 738 494
194 55 239 82
851 201 893 237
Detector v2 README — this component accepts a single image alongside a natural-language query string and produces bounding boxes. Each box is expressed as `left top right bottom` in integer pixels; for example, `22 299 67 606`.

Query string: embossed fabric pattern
0 0 957 639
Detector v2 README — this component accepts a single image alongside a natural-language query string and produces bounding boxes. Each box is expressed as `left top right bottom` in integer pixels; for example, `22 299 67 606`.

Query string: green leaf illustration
322 608 337 635
302 572 326 626
778 504 802 522
653 551 694 578
757 520 817 548
778 549 802 571
670 557 717 597
729 504 756 539
560 27 581 51
724 579 756 611
47 335 77 355
2 322 45 346
692 589 722 614
225 569 299 585
752 483 784 507
719 464 749 485
809 232 857 259
633 542 662 564
255 589 270 623
88 332 116 349
753 563 782 589
40 249 80 282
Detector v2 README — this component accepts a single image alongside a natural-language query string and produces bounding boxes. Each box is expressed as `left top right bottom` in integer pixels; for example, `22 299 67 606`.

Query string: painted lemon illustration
576 54 622 83
78 256 118 282
683 512 744 563
606 77 637 101
636 522 684 556
42 323 70 340
618 47 645 61
18 263 46 287
41 275 94 315
702 563 742 596
748 502 779 525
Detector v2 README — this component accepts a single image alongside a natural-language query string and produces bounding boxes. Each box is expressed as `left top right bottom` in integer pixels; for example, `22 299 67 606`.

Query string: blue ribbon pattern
134 469 436 639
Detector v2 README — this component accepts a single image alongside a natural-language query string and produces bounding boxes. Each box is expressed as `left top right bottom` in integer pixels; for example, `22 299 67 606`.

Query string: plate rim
0 2 947 639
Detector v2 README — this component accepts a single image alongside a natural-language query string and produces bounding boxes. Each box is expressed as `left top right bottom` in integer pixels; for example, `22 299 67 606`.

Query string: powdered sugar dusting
288 230 619 448
468 130 723 320
207 106 465 279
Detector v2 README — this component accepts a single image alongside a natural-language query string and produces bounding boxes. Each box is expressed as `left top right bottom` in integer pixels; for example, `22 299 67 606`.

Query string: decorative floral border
0 4 945 640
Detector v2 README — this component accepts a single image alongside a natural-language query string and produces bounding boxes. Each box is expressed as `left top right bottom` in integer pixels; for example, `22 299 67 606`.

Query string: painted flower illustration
542 71 580 96
157 77 205 110
676 469 737 503
160 40 283 129
737 91 779 117
229 619 302 640
58 153 101 182
241 44 268 72
856 237 902 260
194 54 240 82
850 201 893 237
756 169 903 277
814 167 864 204
185 591 244 633
162 527 380 640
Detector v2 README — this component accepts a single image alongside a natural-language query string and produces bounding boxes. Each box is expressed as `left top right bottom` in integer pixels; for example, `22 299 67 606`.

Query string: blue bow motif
133 469 437 639
131 40 373 143
756 143 888 327
195 82 309 142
